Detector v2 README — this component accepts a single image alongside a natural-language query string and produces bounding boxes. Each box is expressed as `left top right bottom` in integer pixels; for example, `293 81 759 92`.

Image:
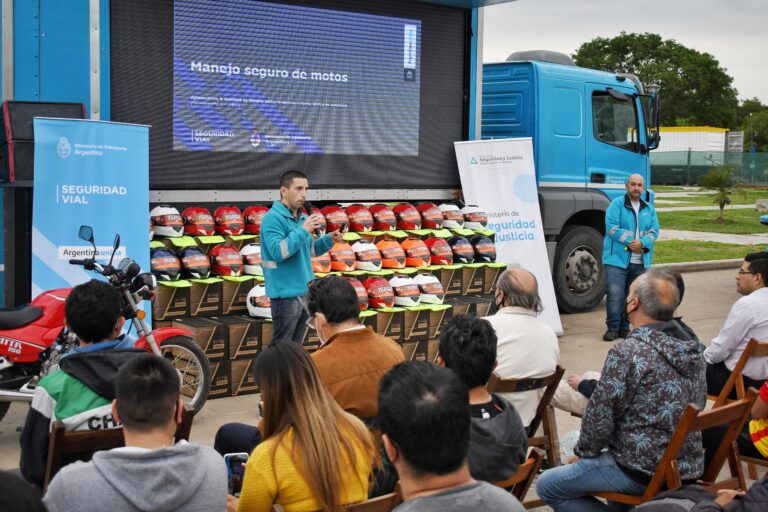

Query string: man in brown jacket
308 275 404 424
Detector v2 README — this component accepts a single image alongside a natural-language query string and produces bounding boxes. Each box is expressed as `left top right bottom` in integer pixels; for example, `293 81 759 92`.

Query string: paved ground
0 268 757 508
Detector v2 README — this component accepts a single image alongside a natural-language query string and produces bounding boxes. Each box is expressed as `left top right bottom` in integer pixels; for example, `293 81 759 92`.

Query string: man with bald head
538 268 706 510
482 268 560 430
601 173 659 341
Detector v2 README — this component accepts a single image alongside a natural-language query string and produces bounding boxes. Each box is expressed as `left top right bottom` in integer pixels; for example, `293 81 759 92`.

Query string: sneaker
602 330 618 341
618 329 630 339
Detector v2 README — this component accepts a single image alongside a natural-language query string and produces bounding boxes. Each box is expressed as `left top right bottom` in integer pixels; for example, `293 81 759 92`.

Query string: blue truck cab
482 52 660 313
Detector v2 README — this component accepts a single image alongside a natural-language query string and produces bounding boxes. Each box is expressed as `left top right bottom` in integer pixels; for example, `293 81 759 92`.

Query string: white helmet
246 285 272 318
461 205 488 230
352 241 382 272
438 203 464 229
389 275 421 307
149 205 184 238
240 243 263 276
413 273 445 305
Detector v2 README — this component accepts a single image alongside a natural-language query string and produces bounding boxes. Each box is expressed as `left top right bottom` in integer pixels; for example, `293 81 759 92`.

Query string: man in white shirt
482 268 559 429
705 251 768 396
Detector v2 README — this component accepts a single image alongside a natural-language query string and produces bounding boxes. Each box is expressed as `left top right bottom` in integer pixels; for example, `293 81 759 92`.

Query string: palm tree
700 166 741 223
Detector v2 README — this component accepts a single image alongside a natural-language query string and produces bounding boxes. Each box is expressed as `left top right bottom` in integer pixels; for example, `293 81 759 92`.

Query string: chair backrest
271 490 402 512
491 447 545 500
43 405 195 491
487 365 566 436
713 338 768 408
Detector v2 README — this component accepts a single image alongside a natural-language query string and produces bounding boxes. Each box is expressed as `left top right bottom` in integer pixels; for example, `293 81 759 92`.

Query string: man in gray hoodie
43 354 227 512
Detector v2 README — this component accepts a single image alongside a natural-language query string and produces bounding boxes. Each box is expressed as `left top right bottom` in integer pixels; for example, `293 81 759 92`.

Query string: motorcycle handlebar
68 258 98 271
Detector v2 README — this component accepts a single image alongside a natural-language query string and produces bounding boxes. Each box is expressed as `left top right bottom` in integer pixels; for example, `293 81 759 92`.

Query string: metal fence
652 151 768 186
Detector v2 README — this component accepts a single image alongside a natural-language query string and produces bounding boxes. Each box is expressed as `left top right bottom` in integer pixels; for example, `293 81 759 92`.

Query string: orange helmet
401 238 430 268
393 203 421 230
376 239 406 269
329 242 356 272
311 253 332 273
345 204 373 233
369 203 397 231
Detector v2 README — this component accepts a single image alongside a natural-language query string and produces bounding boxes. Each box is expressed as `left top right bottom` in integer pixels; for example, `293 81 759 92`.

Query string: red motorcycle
0 226 211 422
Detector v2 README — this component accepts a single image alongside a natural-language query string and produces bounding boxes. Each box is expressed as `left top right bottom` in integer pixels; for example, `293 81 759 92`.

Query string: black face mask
621 308 630 328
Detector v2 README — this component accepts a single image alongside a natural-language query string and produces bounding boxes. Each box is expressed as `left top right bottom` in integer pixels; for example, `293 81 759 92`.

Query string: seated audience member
482 268 559 429
43 354 227 512
20 279 141 484
379 361 524 512
233 341 375 512
536 269 707 511
630 476 768 511
0 471 46 512
437 314 527 482
704 251 768 397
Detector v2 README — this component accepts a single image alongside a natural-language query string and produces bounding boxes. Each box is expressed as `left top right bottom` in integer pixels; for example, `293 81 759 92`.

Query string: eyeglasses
738 270 756 275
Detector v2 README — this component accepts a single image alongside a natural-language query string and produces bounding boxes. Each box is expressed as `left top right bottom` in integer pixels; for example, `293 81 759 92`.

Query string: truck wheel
553 226 605 313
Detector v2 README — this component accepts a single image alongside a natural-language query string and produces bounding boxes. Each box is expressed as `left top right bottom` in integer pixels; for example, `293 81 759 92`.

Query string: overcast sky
482 0 767 103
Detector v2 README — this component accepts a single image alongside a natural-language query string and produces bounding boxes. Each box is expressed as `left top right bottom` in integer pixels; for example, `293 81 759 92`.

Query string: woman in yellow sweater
234 341 375 512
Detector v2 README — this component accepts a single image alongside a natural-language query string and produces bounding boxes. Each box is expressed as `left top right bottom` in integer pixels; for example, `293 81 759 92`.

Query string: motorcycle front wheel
160 336 211 413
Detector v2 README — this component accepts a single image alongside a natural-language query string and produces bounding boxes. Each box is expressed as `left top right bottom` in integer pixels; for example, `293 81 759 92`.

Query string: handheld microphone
304 201 323 237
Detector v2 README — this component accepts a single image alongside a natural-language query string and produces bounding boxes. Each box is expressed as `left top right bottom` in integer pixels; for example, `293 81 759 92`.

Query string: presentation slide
173 0 421 156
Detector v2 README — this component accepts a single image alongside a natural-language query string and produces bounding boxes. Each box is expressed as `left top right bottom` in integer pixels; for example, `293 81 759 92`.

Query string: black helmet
150 247 181 281
447 235 475 264
470 235 497 263
178 246 211 279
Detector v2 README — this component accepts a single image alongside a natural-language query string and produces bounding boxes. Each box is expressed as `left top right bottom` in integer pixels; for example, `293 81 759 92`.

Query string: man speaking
261 170 343 342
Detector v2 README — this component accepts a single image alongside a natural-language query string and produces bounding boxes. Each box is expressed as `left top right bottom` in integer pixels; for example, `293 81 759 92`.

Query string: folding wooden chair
492 447 545 509
43 405 195 491
272 489 402 512
590 390 756 507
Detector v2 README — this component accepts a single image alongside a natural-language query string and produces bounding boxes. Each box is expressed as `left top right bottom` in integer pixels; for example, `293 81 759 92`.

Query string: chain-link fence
652 151 768 186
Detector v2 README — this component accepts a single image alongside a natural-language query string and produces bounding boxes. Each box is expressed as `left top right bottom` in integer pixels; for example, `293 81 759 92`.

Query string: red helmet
243 205 269 235
182 207 215 237
214 206 244 236
329 242 356 272
369 204 397 231
343 276 369 311
345 204 373 233
417 203 443 230
320 205 349 233
363 276 395 309
312 253 332 274
424 237 454 266
208 244 243 276
376 239 406 269
393 203 421 230
303 206 327 236
448 235 475 264
471 235 497 263
401 238 431 268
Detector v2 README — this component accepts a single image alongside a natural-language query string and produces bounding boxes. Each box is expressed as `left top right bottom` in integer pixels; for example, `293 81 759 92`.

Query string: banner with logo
454 138 563 334
32 119 149 299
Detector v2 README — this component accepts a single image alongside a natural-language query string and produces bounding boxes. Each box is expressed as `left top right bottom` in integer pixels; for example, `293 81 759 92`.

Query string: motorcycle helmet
401 238 430 268
312 253 332 274
471 235 497 263
376 239 406 269
461 205 488 230
352 241 382 272
438 203 465 229
239 243 263 276
417 202 443 230
369 203 397 231
345 204 373 233
447 235 475 264
303 206 327 236
424 237 454 266
214 206 245 236
243 205 269 235
247 285 272 318
149 205 184 238
363 276 395 310
343 276 369 311
393 203 421 230
150 247 181 281
178 246 211 279
150 218 154 240
414 273 445 305
182 207 215 237
320 205 349 233
389 275 421 307
208 244 243 277
329 242 356 272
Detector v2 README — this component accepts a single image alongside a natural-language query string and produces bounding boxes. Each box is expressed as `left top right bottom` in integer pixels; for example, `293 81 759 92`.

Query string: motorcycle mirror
108 234 121 267
78 225 94 243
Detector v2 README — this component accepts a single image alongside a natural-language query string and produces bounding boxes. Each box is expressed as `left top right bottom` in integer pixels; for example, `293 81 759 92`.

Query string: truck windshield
592 92 639 152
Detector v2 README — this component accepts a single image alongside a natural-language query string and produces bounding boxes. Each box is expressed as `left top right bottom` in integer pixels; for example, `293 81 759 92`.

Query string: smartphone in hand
224 452 249 497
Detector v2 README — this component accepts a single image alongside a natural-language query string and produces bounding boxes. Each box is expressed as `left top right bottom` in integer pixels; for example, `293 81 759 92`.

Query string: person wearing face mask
308 275 404 426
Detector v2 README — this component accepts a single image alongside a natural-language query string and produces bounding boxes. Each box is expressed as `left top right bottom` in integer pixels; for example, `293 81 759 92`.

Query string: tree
742 108 768 152
700 167 741 222
573 33 740 128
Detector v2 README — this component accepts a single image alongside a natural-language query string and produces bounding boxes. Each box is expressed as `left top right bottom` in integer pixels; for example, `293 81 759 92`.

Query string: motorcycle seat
0 305 44 330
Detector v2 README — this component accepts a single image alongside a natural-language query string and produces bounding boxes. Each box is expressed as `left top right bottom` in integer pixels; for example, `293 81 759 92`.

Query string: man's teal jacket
601 194 659 269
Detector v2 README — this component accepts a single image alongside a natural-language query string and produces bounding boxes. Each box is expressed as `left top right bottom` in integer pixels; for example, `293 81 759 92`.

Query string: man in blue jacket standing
601 173 659 341
261 170 343 342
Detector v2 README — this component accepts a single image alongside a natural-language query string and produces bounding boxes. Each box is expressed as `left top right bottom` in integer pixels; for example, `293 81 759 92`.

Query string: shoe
602 330 618 341
618 329 630 339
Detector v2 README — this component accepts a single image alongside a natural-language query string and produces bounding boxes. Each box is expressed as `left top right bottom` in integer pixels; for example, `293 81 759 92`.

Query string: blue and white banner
454 137 563 335
32 119 149 299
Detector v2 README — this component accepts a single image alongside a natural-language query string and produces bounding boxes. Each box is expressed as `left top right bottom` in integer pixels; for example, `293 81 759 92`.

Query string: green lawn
654 189 768 208
654 240 765 264
651 185 692 192
659 208 767 234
